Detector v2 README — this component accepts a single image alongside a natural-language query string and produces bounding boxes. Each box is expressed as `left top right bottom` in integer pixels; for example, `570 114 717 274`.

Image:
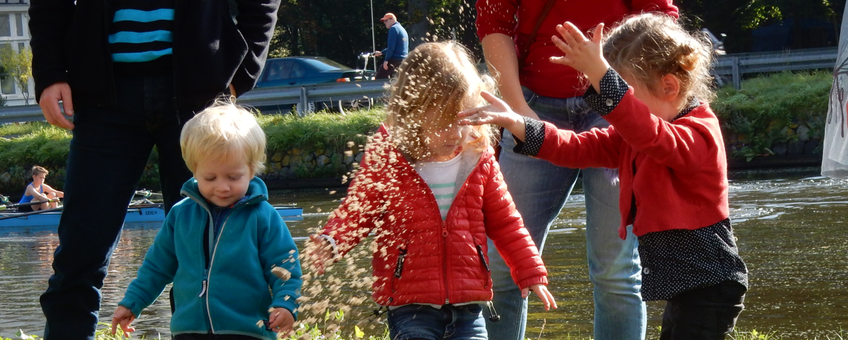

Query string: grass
0 121 56 138
3 325 847 340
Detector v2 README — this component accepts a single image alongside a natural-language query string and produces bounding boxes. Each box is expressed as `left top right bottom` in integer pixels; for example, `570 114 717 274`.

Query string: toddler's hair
385 41 496 161
31 165 48 177
603 13 715 103
180 98 267 175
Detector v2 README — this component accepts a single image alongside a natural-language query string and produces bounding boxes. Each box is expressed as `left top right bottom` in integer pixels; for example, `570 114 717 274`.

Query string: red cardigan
535 91 730 239
323 125 547 306
475 0 678 99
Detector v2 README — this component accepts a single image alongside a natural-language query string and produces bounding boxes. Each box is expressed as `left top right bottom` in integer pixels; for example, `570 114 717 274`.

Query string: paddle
0 198 61 211
0 206 64 221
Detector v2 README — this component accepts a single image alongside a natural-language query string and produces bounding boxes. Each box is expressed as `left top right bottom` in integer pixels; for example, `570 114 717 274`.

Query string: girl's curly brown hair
603 13 716 104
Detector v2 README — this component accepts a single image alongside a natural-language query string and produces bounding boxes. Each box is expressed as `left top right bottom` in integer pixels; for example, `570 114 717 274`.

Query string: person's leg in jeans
485 90 644 340
485 90 580 340
40 75 189 340
582 110 645 340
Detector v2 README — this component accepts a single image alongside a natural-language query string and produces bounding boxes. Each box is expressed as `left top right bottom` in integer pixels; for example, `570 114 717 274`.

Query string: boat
0 204 304 229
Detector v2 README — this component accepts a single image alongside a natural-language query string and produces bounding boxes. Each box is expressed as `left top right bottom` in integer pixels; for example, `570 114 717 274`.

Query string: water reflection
1 169 847 339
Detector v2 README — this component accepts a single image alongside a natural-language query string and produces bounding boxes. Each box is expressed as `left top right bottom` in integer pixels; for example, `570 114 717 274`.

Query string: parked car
255 56 376 88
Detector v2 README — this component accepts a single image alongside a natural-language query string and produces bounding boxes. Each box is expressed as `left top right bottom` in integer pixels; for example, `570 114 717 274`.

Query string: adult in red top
475 1 678 340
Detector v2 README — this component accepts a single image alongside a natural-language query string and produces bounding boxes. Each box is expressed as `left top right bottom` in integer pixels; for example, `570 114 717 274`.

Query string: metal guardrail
0 80 390 125
0 104 45 125
0 48 840 124
712 47 837 90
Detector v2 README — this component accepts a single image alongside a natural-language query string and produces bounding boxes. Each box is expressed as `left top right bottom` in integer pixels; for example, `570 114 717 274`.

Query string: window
0 15 10 37
15 13 22 36
1 74 16 95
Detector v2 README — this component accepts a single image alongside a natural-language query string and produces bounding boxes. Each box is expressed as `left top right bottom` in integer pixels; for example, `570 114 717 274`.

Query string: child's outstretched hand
110 306 136 335
521 284 558 311
268 307 295 335
458 91 527 141
550 22 610 91
307 234 334 275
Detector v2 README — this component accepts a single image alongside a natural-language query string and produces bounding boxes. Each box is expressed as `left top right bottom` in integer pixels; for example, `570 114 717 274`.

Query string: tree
678 0 843 53
0 45 32 104
270 0 483 69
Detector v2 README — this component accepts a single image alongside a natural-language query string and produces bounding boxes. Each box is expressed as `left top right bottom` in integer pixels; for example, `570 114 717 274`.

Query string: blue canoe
0 204 303 230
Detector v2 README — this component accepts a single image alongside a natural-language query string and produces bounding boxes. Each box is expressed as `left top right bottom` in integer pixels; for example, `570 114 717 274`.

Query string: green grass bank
0 71 831 197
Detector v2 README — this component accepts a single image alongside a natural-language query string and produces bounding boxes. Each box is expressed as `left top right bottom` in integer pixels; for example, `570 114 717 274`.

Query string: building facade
0 0 32 106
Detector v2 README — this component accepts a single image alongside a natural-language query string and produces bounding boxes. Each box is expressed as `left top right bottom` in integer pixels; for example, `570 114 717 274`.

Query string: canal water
1 167 846 339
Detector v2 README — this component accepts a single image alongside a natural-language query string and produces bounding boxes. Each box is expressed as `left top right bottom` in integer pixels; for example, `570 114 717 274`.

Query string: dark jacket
29 0 281 111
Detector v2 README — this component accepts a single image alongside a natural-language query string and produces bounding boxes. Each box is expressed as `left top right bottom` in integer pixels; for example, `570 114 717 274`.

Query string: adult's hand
39 82 75 130
382 61 389 70
373 51 383 57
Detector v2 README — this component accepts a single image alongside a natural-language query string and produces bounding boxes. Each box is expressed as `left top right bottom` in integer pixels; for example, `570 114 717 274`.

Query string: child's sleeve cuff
513 117 546 156
582 68 629 116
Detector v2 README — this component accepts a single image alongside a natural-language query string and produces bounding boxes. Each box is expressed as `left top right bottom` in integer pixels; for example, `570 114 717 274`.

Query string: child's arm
458 91 526 142
259 212 302 321
313 134 387 265
549 22 610 92
479 155 557 311
460 92 621 169
118 214 180 319
110 306 136 335
307 234 336 274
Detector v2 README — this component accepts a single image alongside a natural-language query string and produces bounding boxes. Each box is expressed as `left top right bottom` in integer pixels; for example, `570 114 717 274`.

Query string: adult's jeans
40 75 194 340
485 88 645 340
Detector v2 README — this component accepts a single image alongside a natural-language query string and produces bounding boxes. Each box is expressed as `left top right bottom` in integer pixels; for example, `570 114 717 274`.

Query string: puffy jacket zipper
442 219 450 304
392 247 407 293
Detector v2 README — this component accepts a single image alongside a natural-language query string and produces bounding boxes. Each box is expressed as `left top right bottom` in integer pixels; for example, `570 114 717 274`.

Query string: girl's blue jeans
39 75 194 340
485 88 645 340
388 304 488 340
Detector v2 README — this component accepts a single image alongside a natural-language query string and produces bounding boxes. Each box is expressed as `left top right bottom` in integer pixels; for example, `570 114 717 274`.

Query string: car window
264 60 293 81
290 62 306 78
301 58 352 71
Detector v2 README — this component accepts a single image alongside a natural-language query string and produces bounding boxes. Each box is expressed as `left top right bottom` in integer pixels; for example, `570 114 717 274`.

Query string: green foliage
0 45 33 104
0 121 52 137
712 71 831 160
258 109 383 154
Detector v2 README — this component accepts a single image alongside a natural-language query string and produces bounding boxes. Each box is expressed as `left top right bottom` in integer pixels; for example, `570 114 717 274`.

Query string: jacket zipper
392 247 407 293
185 191 260 333
441 219 450 304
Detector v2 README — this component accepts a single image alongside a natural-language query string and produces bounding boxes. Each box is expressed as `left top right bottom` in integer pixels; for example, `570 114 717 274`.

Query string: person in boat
111 99 302 339
18 165 63 212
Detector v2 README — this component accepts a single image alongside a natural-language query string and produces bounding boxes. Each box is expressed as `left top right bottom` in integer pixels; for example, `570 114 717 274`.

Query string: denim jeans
388 304 488 340
485 88 645 340
39 75 194 340
660 280 746 340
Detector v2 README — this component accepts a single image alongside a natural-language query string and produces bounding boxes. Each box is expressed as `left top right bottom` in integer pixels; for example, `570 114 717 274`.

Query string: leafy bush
713 71 831 160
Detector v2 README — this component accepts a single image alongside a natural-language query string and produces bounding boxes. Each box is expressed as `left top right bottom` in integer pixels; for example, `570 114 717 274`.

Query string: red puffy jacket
323 125 547 306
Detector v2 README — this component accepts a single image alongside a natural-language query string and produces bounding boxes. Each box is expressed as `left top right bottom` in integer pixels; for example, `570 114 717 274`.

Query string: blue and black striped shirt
109 0 175 75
